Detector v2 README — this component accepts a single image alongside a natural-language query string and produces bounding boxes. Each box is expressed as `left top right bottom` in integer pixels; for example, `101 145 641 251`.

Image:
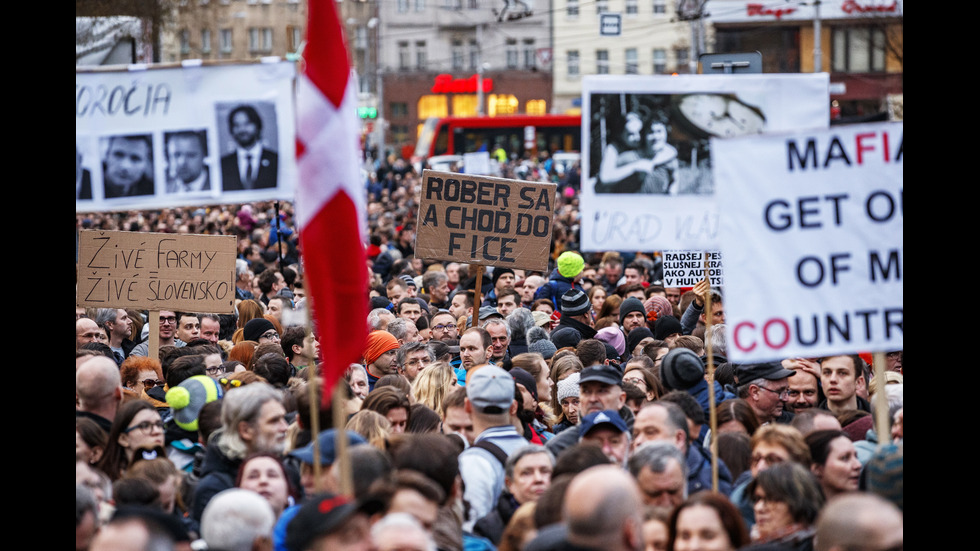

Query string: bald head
563 465 644 551
76 356 122 412
814 493 903 551
76 318 103 349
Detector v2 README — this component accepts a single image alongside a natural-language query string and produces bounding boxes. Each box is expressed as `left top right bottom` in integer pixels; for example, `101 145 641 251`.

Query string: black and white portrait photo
101 134 155 199
217 102 280 192
164 129 212 195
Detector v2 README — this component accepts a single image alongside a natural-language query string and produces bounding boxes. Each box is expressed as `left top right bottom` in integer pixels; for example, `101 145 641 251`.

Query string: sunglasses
142 379 166 389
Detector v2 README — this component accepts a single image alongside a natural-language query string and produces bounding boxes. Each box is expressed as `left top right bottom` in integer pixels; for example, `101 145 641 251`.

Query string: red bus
414 114 581 160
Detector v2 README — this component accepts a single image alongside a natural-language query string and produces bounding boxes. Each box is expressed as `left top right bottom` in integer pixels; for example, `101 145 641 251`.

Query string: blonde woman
411 361 457 415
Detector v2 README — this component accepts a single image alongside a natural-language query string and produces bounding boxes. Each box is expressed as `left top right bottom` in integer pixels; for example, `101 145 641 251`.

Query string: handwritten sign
662 250 724 288
77 230 237 313
415 170 556 272
714 122 903 362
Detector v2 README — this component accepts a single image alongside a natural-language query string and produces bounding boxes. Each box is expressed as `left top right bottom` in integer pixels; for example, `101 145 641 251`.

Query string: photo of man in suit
220 104 278 191
103 134 155 199
165 130 211 194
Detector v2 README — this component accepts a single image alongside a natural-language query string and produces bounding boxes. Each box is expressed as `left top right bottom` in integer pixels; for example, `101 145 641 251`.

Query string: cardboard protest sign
415 170 556 272
579 73 829 252
76 61 297 212
714 122 903 362
662 250 723 288
77 230 237 314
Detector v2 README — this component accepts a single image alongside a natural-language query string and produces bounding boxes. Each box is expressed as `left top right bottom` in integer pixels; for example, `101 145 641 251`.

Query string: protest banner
579 73 829 252
415 170 556 272
76 230 238 314
714 121 903 362
76 61 297 212
662 250 723 288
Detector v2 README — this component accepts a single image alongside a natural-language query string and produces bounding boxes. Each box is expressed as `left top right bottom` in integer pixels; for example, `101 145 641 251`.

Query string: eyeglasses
757 385 790 399
206 367 224 376
124 421 165 434
260 330 280 341
750 453 786 467
142 379 166 389
432 323 457 331
159 316 177 324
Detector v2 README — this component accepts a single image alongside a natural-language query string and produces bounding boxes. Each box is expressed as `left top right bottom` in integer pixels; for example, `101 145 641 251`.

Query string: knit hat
370 296 392 311
510 367 538 402
551 327 583 350
626 327 655 356
865 443 903 511
619 297 647 326
557 372 581 402
243 318 276 342
653 315 683 340
645 295 673 321
491 267 515 288
561 289 591 317
399 274 417 288
363 330 400 365
166 375 224 432
556 251 585 279
595 327 626 357
660 348 705 391
527 326 557 360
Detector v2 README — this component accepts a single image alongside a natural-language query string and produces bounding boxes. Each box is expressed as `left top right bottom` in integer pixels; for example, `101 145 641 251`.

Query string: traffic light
358 107 377 119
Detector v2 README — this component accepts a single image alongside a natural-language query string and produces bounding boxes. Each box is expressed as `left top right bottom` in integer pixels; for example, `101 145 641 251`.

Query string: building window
653 0 666 14
523 39 536 69
488 94 519 117
596 49 609 74
415 0 425 11
567 0 579 17
418 95 448 119
355 27 368 50
625 48 638 74
249 28 272 53
180 30 190 54
527 99 547 115
468 0 478 8
452 40 464 70
390 102 409 117
415 40 427 70
675 47 690 71
652 48 666 73
398 41 410 70
220 29 232 53
832 26 886 72
568 50 579 76
201 29 212 53
469 39 479 69
626 0 638 15
290 26 302 53
398 0 409 13
506 39 518 69
452 95 478 117
596 0 608 14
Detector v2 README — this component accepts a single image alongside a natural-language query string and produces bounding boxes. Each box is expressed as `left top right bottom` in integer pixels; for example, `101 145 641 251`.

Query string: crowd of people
76 154 903 551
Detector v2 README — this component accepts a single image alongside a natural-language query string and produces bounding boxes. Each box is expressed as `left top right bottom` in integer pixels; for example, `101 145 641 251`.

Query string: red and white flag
295 0 367 403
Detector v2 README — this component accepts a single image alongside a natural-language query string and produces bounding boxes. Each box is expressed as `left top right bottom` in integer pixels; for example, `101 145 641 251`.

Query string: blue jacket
533 269 582 312
687 439 734 497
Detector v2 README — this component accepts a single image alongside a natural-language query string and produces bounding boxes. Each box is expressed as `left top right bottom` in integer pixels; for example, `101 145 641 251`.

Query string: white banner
662 250 723 288
579 73 829 252
714 121 903 362
76 61 297 212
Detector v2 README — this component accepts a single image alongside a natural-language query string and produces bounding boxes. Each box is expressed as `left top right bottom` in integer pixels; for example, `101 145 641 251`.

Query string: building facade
552 0 696 114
